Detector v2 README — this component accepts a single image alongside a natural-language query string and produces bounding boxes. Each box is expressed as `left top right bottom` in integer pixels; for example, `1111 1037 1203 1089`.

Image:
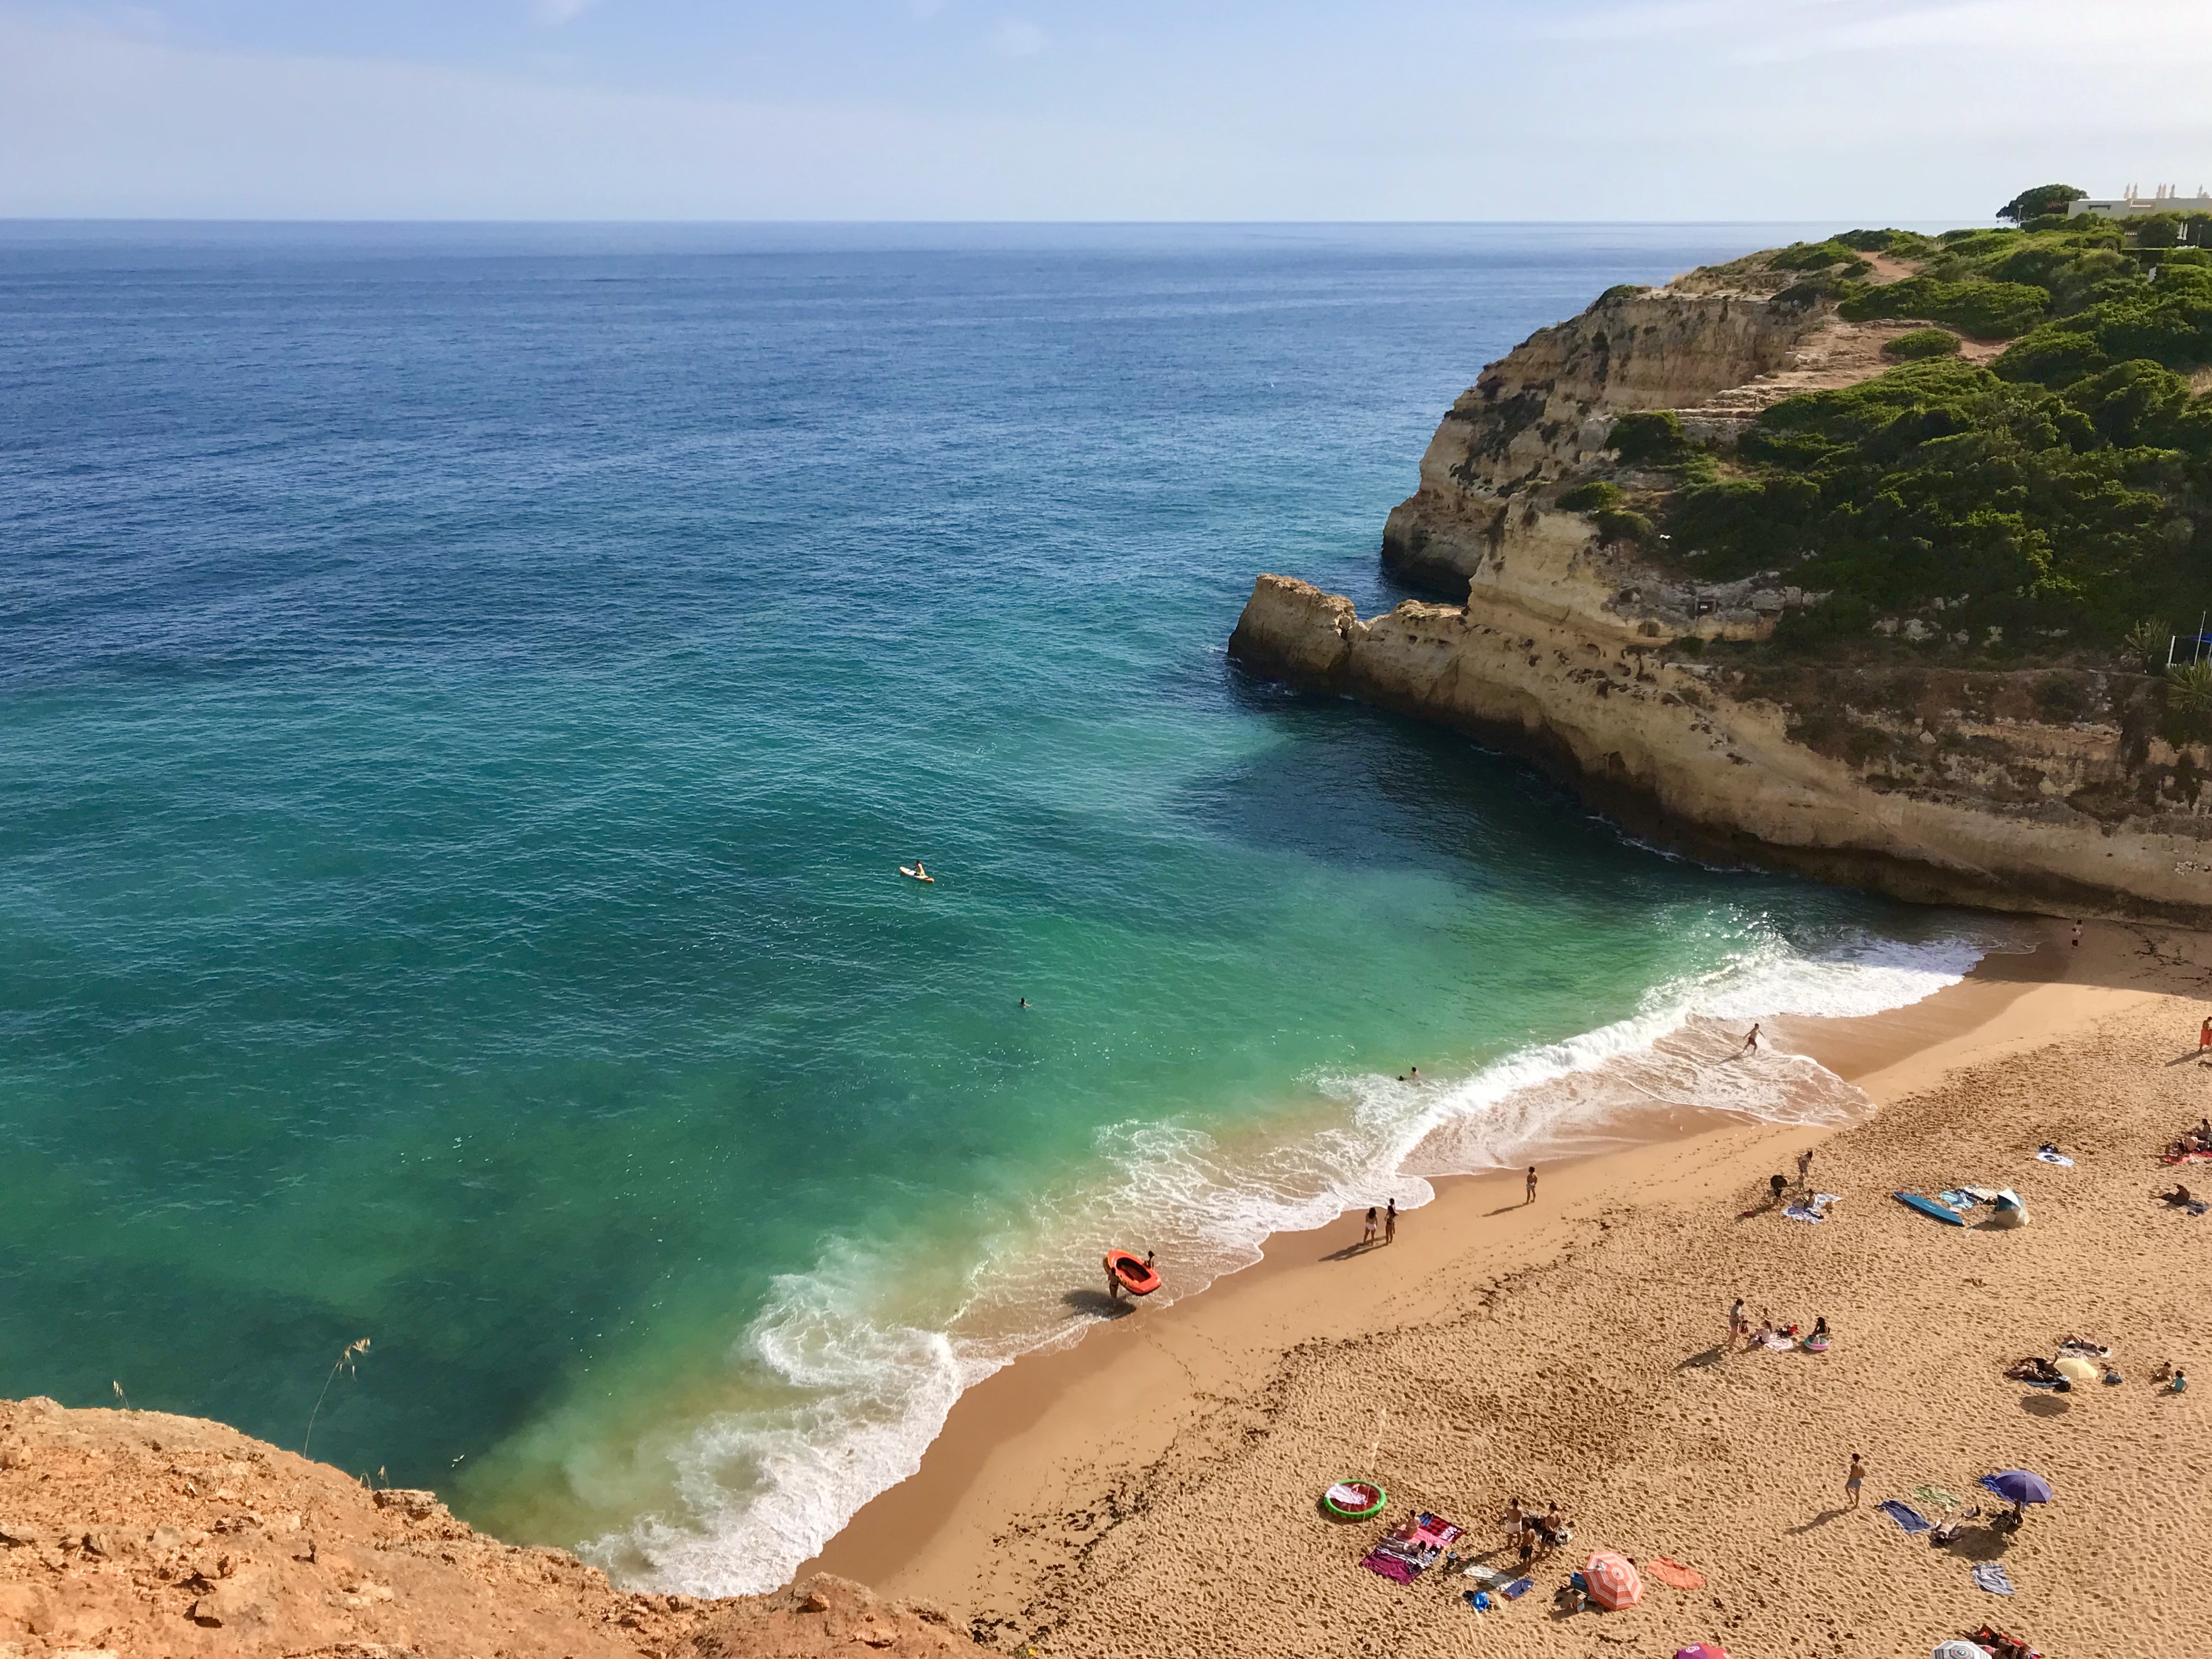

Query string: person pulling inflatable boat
1105 1248 1159 1300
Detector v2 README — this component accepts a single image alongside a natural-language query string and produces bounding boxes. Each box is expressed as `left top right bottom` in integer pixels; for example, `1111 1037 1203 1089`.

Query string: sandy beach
810 918 2212 1656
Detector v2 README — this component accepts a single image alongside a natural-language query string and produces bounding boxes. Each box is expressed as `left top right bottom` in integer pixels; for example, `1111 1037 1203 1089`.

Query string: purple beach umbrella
1979 1469 2053 1505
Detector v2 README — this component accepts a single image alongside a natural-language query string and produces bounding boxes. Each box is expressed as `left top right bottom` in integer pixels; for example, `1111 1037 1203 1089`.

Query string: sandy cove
812 919 2212 1657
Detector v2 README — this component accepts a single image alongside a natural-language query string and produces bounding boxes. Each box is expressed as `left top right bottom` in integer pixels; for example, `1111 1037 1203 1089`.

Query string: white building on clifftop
2069 184 2212 217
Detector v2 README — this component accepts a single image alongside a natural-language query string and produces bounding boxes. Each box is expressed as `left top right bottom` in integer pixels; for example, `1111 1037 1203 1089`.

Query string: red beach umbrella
1584 1551 1643 1611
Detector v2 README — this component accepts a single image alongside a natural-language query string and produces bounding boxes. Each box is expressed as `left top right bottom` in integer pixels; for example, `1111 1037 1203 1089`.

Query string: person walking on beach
1730 1297 1748 1348
1362 1206 1378 1245
1844 1452 1866 1509
1384 1199 1398 1244
1525 1166 1538 1206
1741 1023 1761 1054
1795 1148 1814 1189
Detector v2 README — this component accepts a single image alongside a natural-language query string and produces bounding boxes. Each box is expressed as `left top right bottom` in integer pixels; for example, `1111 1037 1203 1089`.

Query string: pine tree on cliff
1997 183 2086 224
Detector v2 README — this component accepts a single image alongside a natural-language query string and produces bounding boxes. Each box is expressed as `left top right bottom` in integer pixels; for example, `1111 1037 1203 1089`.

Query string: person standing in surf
1741 1023 1761 1054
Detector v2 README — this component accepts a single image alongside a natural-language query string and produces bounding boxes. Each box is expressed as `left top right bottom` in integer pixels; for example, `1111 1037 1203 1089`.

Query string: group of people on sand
1730 1297 1828 1353
1361 1200 1398 1246
1500 1496 1572 1566
2166 1117 2212 1158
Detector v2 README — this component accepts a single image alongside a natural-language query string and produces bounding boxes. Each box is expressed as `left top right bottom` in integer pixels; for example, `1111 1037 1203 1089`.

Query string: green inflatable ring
1322 1479 1387 1519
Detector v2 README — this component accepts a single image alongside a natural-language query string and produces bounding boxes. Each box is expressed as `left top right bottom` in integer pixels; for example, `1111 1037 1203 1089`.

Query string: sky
2 0 2210 220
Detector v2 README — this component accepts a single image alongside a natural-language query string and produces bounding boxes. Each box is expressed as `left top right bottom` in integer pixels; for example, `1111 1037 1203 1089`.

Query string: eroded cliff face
1379 273 1990 602
1227 573 2212 923
0 1397 967 1659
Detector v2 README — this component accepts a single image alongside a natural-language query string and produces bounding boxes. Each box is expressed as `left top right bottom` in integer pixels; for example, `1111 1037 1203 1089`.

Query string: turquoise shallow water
0 222 1999 1591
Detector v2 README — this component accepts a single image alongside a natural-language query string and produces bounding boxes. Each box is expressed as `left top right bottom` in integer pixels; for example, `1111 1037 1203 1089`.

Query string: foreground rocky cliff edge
0 1397 968 1659
1231 256 2212 924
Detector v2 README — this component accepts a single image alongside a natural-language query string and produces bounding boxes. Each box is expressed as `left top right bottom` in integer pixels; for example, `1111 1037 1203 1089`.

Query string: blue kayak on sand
1895 1191 1967 1226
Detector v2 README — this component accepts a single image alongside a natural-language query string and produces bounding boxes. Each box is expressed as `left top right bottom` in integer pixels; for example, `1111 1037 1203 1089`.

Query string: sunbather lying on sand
2005 1356 2063 1383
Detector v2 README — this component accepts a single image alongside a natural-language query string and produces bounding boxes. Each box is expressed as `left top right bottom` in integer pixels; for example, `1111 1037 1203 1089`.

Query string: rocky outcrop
0 1397 964 1659
1228 573 2212 923
1378 274 1985 599
1234 247 2212 923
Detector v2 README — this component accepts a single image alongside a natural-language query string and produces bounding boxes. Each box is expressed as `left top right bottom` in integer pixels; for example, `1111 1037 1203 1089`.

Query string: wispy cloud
986 18 1047 57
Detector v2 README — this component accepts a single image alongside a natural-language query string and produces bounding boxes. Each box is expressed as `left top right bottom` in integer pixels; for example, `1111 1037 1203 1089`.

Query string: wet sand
811 918 2212 1655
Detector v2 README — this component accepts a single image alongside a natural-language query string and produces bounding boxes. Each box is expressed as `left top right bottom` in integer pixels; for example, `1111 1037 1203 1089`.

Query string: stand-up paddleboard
1894 1191 1967 1226
1104 1248 1160 1296
899 865 935 883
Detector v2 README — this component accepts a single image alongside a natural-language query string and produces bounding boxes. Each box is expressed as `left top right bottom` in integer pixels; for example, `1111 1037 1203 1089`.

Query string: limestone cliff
1227 573 2212 921
0 1397 967 1659
1229 253 2212 924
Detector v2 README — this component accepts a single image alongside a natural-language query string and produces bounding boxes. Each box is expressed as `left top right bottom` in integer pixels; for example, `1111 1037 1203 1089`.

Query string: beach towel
1761 1332 1795 1351
1937 1189 1978 1211
1782 1203 1825 1223
2188 1200 2209 1217
1502 1577 1534 1600
1913 1484 1961 1512
1415 1514 1464 1545
1877 1499 1933 1534
1812 1192 1840 1207
2161 1150 2212 1165
1646 1556 1706 1589
1361 1551 1417 1585
2034 1150 2074 1166
1973 1562 2016 1596
1460 1564 1509 1586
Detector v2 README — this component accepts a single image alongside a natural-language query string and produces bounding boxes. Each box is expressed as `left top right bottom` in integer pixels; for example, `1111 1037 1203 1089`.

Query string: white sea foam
586 924 2023 1595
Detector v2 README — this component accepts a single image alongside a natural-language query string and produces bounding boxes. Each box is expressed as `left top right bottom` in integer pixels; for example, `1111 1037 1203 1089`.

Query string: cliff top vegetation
1595 206 2212 674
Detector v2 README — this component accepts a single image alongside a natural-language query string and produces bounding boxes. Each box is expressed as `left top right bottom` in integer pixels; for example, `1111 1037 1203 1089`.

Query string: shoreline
807 915 2164 1612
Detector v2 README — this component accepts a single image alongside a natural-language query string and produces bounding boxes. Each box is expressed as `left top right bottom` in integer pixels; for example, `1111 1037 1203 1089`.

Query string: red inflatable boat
1104 1248 1160 1296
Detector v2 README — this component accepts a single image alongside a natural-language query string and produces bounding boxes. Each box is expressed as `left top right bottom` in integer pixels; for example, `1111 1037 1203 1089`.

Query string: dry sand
812 919 2212 1656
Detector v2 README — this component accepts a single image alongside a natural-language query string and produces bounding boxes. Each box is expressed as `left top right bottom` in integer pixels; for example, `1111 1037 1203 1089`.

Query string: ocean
0 221 2008 1593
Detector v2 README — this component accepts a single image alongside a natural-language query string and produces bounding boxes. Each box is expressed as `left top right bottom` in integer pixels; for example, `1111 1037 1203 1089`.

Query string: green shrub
2169 659 2212 716
1592 284 1649 307
1772 240 1861 272
1840 277 2051 339
1591 507 1654 546
2121 617 2170 671
1835 228 1902 252
1558 481 1626 512
2033 674 2090 719
2135 215 2184 250
1608 410 1690 467
1883 328 1962 361
1660 356 2212 641
1996 263 2212 385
